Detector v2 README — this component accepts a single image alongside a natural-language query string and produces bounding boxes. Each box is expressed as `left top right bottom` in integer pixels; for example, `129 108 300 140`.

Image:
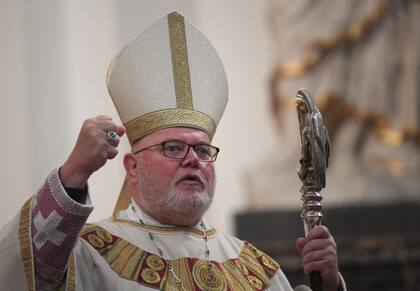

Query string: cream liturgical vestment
0 169 293 291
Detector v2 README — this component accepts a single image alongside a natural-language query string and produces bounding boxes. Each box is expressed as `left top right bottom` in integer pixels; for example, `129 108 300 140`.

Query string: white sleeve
266 268 294 291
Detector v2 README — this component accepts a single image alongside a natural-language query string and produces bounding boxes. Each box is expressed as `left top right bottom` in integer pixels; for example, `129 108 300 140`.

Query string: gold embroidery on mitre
168 12 193 110
193 260 227 291
81 226 280 290
125 109 216 144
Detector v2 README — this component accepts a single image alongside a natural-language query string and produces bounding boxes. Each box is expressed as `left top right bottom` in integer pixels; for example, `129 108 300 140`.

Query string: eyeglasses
133 140 220 162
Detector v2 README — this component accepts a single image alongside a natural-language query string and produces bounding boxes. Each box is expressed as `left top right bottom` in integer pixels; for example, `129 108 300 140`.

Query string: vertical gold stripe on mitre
168 12 193 109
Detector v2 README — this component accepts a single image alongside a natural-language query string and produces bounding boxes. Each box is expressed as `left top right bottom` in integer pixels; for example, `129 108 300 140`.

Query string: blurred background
0 0 419 290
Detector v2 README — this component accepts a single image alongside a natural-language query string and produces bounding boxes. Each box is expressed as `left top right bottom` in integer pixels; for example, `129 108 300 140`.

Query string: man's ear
124 153 139 185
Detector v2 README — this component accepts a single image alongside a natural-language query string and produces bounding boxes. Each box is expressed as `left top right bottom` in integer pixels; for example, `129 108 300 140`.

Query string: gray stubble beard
163 184 214 215
136 165 215 218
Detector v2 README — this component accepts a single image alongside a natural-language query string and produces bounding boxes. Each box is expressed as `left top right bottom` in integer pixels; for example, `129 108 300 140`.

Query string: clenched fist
60 115 125 188
296 226 340 291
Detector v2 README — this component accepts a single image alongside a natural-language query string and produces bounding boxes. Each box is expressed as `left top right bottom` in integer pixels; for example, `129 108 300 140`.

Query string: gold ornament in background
270 0 420 164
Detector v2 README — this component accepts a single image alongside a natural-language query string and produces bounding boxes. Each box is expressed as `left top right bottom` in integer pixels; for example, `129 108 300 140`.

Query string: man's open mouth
177 174 205 186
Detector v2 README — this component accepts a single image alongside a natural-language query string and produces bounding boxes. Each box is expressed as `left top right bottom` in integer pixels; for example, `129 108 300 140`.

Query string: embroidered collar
81 224 280 291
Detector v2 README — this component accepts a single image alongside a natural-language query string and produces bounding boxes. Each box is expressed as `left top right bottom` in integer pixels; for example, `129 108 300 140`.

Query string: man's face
128 127 216 225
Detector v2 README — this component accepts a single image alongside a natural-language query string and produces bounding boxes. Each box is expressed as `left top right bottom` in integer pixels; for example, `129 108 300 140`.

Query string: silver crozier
296 89 331 291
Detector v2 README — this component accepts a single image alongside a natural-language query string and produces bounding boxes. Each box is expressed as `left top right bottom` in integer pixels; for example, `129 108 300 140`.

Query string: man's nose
180 146 200 167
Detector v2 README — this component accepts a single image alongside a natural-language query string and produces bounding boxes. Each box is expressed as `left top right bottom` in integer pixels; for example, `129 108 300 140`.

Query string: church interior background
238 0 420 290
0 0 419 290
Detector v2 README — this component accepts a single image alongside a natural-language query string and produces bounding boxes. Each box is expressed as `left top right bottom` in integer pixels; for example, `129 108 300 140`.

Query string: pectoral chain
130 202 212 291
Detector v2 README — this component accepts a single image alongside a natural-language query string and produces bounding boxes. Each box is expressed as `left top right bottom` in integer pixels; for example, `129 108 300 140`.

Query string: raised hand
60 115 125 188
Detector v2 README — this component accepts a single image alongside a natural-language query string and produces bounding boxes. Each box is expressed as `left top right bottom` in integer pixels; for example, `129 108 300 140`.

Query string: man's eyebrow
161 139 212 145
160 139 181 143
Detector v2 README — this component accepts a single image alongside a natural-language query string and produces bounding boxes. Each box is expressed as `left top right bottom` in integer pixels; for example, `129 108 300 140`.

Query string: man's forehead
133 127 210 147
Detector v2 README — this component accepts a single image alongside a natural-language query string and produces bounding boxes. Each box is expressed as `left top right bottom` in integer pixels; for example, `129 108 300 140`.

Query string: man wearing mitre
0 12 344 291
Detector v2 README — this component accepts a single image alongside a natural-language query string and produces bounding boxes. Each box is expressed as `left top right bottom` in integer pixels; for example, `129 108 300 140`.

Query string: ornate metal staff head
296 89 330 236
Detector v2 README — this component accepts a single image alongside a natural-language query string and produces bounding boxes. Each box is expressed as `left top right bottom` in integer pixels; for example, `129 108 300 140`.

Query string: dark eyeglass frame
133 140 220 162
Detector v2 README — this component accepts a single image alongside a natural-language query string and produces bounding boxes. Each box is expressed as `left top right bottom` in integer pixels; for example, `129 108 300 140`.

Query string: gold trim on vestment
65 253 76 291
19 197 35 291
81 224 280 290
124 109 216 144
168 12 193 110
19 196 77 291
167 258 194 290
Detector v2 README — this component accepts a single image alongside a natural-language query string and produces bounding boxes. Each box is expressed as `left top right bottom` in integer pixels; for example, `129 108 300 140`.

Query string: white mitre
107 11 228 144
107 12 228 217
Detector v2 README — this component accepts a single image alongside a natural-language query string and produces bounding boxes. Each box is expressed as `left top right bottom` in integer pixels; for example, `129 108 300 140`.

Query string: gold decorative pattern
273 0 390 78
66 252 76 291
235 259 249 275
222 260 255 289
261 255 278 271
19 197 35 291
269 0 420 155
247 275 264 289
147 255 165 271
97 229 113 243
165 258 195 290
141 268 161 284
168 11 193 110
81 224 280 290
125 108 216 144
193 260 226 291
247 243 262 257
88 233 105 248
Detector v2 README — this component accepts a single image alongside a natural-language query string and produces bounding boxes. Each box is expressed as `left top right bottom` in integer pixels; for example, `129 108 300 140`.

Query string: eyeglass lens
163 141 217 161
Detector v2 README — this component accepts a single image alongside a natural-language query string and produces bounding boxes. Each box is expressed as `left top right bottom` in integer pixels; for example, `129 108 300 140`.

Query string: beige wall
0 0 276 235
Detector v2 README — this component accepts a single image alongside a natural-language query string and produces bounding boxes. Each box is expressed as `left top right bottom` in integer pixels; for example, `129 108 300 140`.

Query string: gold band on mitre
124 109 216 145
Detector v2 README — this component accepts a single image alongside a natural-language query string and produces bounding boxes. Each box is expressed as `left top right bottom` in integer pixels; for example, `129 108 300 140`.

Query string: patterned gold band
125 109 216 144
81 224 280 291
19 198 34 291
